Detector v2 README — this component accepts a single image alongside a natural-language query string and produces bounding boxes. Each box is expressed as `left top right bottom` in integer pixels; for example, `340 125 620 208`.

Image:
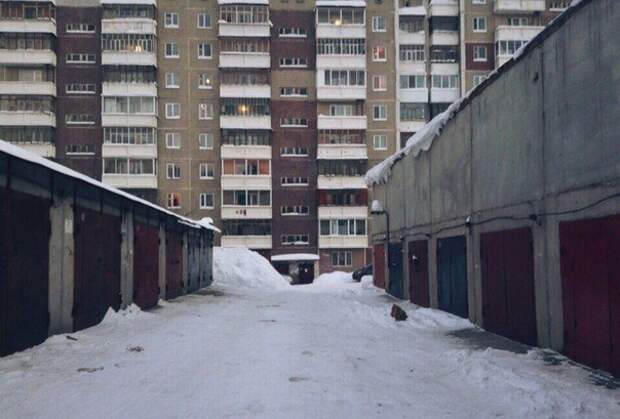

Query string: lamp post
370 200 390 291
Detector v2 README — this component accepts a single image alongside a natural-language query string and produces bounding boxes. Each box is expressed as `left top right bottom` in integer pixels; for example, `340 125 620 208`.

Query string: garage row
0 144 215 357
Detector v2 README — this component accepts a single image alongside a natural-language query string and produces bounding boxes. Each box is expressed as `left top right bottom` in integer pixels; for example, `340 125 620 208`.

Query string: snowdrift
213 247 290 290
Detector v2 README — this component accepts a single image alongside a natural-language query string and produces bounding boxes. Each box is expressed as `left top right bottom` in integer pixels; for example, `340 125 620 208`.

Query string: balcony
101 18 156 35
317 86 366 101
317 175 366 190
0 112 55 127
317 115 367 130
399 6 426 16
221 207 272 220
316 25 365 39
14 142 55 159
319 235 368 249
316 55 366 69
218 22 270 38
220 84 271 99
221 175 271 190
399 120 426 132
399 31 425 45
429 0 458 16
399 88 429 103
221 145 271 159
102 51 157 67
220 115 271 130
494 0 546 13
102 174 158 189
221 235 272 249
0 81 56 96
430 63 459 75
0 50 56 66
102 82 157 97
317 144 368 160
0 19 56 35
495 25 544 42
219 52 270 69
399 61 426 74
102 144 157 159
430 88 459 103
101 114 157 128
318 206 367 219
430 31 459 46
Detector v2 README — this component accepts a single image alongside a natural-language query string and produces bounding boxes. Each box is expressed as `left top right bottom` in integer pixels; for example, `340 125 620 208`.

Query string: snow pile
407 307 473 332
312 271 356 287
101 304 147 326
213 247 290 290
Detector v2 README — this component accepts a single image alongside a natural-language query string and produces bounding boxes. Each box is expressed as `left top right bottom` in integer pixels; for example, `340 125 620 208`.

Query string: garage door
437 236 468 319
388 242 404 299
560 215 620 375
0 189 50 356
165 229 184 300
480 228 537 346
73 207 122 331
409 240 430 307
373 243 386 290
133 222 160 309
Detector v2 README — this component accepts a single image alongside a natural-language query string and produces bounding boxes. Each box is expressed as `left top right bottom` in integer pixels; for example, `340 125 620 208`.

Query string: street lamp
370 200 390 291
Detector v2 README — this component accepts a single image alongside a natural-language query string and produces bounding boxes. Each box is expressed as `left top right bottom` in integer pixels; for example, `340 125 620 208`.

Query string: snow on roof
365 0 589 187
271 254 320 262
0 140 220 233
316 1 366 7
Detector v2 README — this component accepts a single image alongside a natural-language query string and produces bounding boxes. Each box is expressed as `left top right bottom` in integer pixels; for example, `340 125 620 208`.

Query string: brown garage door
0 189 50 356
560 215 620 375
73 207 122 331
409 240 430 307
165 229 184 300
373 243 386 290
133 221 160 309
480 227 537 346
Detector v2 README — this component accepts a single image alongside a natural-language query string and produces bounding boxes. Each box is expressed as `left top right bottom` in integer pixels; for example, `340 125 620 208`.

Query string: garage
73 207 122 331
165 227 184 300
133 220 160 309
480 227 537 346
437 236 468 319
0 189 51 356
373 243 386 289
560 215 620 375
408 240 429 307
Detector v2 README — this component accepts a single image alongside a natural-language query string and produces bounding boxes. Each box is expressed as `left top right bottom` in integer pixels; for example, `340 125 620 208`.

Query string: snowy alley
0 248 618 419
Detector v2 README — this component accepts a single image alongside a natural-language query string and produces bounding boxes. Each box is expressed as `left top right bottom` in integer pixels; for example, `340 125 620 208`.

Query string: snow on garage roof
0 140 220 233
271 254 320 262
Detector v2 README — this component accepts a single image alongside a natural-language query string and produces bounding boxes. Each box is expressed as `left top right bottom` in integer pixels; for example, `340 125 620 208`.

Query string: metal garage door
388 242 405 299
133 221 160 309
165 229 184 300
373 243 386 290
73 207 121 331
437 236 468 319
0 189 50 356
187 232 200 293
409 240 430 307
560 215 620 376
480 228 537 346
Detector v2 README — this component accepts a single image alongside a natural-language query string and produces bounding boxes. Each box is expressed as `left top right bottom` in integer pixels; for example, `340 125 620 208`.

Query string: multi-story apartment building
0 0 567 277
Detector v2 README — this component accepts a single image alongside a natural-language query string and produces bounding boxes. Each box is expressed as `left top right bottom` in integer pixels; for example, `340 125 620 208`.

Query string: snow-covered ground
1 248 618 419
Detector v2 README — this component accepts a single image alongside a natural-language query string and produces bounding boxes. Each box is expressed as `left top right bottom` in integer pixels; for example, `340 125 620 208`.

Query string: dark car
352 264 372 282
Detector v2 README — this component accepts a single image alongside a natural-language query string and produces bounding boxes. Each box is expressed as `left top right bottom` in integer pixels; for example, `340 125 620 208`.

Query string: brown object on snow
391 304 408 321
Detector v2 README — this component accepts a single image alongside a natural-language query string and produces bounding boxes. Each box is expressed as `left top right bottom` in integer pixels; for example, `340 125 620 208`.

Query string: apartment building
0 0 567 276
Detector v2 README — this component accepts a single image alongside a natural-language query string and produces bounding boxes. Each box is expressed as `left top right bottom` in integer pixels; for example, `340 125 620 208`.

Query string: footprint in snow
77 367 103 373
289 376 309 383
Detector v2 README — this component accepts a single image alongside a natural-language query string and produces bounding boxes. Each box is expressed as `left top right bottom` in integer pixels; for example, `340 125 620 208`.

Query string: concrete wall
370 0 620 350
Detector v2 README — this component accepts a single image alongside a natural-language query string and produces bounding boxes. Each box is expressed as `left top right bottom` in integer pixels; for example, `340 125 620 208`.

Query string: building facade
0 0 566 274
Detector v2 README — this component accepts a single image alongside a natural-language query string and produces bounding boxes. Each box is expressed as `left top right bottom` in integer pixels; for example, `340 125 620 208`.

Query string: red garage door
73 207 121 331
133 222 160 309
0 189 51 356
409 240 430 307
373 243 386 289
165 229 184 300
480 228 537 346
560 215 620 376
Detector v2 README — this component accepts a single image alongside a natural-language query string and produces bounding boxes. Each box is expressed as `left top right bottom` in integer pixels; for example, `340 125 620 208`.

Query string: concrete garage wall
370 0 620 351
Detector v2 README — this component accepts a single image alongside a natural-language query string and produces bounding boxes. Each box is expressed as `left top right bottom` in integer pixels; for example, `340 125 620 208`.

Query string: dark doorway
388 242 404 299
298 263 314 285
437 236 468 318
133 221 160 309
409 240 430 307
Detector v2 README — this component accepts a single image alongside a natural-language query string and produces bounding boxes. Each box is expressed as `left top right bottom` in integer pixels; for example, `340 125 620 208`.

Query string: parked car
352 264 372 282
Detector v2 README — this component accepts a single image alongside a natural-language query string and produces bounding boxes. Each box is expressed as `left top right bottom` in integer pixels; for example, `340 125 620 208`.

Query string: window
66 53 96 64
199 163 214 179
221 98 270 116
280 117 307 127
65 114 95 125
432 75 459 89
197 13 211 29
372 16 386 32
167 193 181 209
198 73 212 89
279 57 307 68
200 193 214 209
278 27 307 38
165 12 179 28
399 45 424 62
373 104 387 121
282 235 309 245
318 130 365 145
373 45 387 61
280 147 308 157
165 42 179 58
104 158 155 175
281 176 308 186
473 45 487 62
400 75 426 89
400 103 426 121
473 74 487 87
430 46 459 63
166 163 181 179
399 15 424 33
281 206 309 216
166 103 180 119
280 87 308 97
103 97 156 115
165 72 179 88
66 23 95 33
199 133 214 150
506 17 529 26
372 75 387 91
222 190 271 206
319 219 367 236
473 17 487 32
373 134 387 150
331 251 352 267
219 5 270 24
472 0 486 4
65 144 94 155
101 34 154 53
222 130 271 146
323 70 365 87
496 40 527 56
198 43 212 59
317 38 365 55
166 132 181 149
104 127 156 145
199 103 213 120
316 7 364 25
222 159 270 176
66 84 96 94
329 104 354 117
